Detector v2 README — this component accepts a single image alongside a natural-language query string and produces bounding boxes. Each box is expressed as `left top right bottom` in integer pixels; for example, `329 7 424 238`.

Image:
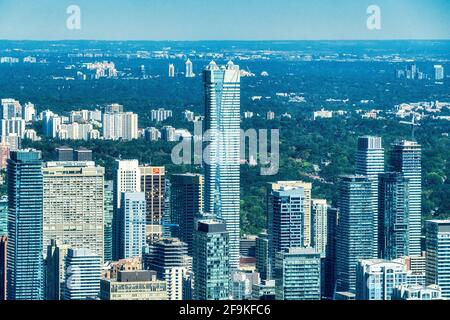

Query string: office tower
426 220 450 298
355 136 384 255
140 166 165 242
335 175 373 292
378 172 410 259
168 63 175 78
150 108 173 122
0 235 6 300
185 58 194 77
391 140 422 256
434 65 445 81
104 181 113 262
64 248 101 300
393 284 443 300
119 192 146 259
74 148 93 161
45 240 70 300
275 248 321 300
7 149 44 300
311 199 328 255
268 184 304 273
193 219 230 300
269 181 312 246
252 279 276 300
203 61 240 270
143 238 189 300
356 259 408 300
102 111 139 141
0 197 7 235
170 173 203 255
42 161 105 261
256 230 270 280
324 207 338 299
162 178 172 238
100 270 168 300
113 160 141 260
56 147 74 161
231 271 260 300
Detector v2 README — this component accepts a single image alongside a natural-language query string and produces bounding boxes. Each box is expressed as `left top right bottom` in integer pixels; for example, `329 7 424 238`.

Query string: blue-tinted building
104 181 113 262
119 192 146 259
64 248 101 300
355 136 384 255
193 219 230 300
0 197 7 236
336 175 373 292
203 61 241 270
390 140 422 256
7 149 44 300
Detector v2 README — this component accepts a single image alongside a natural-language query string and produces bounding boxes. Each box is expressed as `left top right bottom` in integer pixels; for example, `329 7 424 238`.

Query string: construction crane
399 113 420 140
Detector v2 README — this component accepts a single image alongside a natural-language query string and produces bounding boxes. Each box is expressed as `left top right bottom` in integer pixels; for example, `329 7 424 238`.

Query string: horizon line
1 38 450 42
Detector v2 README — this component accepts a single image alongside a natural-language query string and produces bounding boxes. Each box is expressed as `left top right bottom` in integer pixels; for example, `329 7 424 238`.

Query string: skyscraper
0 196 7 236
434 65 444 81
426 220 450 298
355 136 384 255
256 230 270 281
185 59 194 77
203 61 241 270
275 247 321 300
102 111 139 141
42 161 105 261
311 199 328 255
64 248 101 300
113 160 140 260
268 184 304 274
143 238 189 300
324 207 338 299
104 181 114 262
168 63 175 78
336 175 373 292
170 173 203 255
140 166 165 242
378 172 410 259
7 149 44 300
269 181 312 247
193 219 230 300
45 240 70 300
390 140 422 256
119 192 146 259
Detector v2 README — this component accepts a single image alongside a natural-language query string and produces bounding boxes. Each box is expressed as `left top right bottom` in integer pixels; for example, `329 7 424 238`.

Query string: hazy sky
0 0 449 40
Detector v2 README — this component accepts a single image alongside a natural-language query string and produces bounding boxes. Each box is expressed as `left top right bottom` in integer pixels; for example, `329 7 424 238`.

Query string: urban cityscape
0 0 449 306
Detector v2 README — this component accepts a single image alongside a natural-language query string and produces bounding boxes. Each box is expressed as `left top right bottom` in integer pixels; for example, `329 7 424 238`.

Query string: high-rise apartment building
140 166 165 242
256 230 270 280
378 172 410 259
267 184 304 273
113 160 141 260
311 199 328 255
275 247 321 300
203 61 241 270
336 175 373 292
64 248 101 300
102 111 138 141
355 136 384 255
42 161 105 261
7 149 44 300
193 219 230 300
168 64 175 78
104 181 114 262
426 220 450 298
170 173 203 255
185 59 194 77
119 192 146 259
390 140 422 256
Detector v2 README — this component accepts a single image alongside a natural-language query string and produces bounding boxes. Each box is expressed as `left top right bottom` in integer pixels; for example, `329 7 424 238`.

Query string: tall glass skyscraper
378 172 410 259
336 175 373 292
355 136 384 256
0 197 7 236
104 180 114 262
119 192 146 259
7 149 44 300
203 61 240 270
390 140 422 256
